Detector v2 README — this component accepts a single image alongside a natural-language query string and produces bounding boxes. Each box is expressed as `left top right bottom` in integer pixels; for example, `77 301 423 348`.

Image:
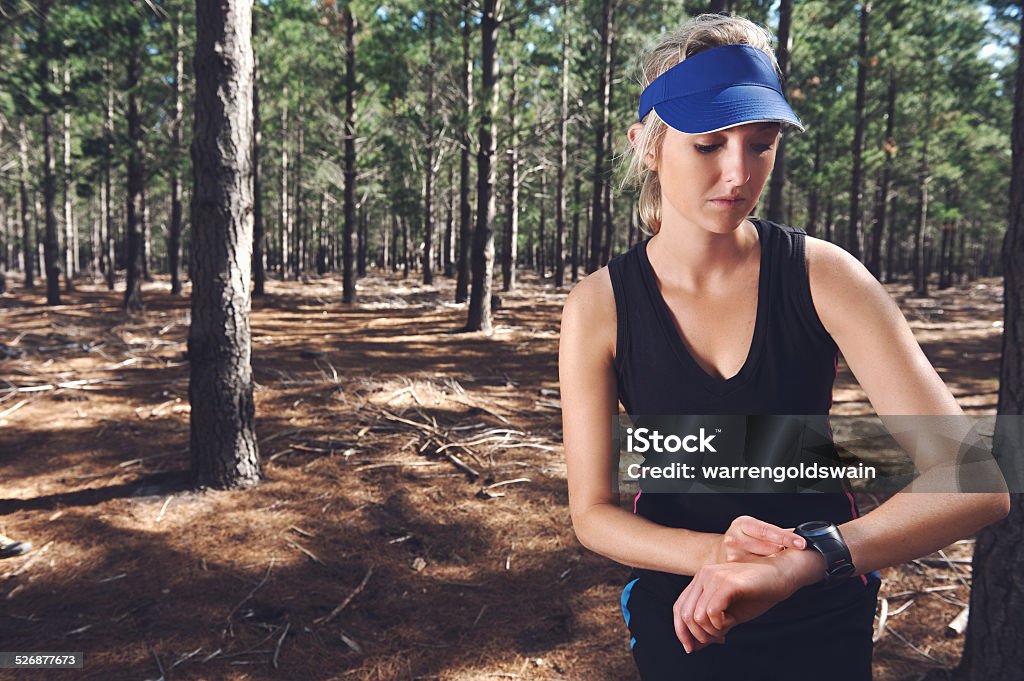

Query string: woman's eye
694 142 774 154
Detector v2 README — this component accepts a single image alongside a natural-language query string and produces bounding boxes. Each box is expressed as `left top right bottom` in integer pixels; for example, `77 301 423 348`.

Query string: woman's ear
628 122 657 171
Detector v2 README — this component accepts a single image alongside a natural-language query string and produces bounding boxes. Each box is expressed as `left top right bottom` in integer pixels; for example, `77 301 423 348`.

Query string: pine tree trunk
104 65 115 291
502 23 518 293
767 0 793 223
957 14 1024 670
847 0 870 261
141 180 152 282
401 216 409 278
189 0 260 490
63 61 75 292
913 96 931 297
465 0 500 333
38 4 61 305
124 15 145 313
422 11 437 286
571 170 580 282
252 7 265 297
588 0 613 272
18 122 35 288
43 111 61 305
870 75 897 280
555 0 569 288
293 103 304 279
341 6 357 303
455 0 474 304
538 170 546 278
279 86 289 280
168 27 185 294
444 165 454 277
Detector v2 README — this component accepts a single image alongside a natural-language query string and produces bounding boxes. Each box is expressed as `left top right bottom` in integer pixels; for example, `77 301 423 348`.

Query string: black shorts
621 572 881 681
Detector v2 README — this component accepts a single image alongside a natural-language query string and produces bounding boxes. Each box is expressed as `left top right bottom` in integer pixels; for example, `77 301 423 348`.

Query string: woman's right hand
705 515 807 566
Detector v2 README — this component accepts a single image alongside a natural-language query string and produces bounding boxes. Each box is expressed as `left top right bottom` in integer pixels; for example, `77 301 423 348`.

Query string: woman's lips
709 196 744 208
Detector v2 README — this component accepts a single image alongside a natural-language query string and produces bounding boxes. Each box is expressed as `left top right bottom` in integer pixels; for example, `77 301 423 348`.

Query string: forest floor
0 268 1005 681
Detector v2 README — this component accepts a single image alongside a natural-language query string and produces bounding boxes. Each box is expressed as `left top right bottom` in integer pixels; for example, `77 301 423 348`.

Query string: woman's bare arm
805 237 1010 574
560 268 719 575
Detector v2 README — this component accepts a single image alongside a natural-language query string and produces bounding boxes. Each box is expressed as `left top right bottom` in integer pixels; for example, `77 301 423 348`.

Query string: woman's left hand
672 549 824 653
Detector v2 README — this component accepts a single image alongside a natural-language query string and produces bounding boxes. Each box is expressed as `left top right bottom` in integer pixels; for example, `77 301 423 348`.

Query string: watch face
798 520 833 535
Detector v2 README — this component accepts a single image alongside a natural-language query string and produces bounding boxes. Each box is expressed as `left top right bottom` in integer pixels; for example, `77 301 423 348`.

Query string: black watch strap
795 521 856 585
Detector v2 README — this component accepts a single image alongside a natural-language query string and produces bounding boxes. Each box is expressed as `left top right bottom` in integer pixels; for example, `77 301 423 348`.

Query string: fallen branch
284 537 326 566
0 399 31 419
273 621 291 669
150 646 166 681
226 560 275 638
873 597 889 642
316 565 374 625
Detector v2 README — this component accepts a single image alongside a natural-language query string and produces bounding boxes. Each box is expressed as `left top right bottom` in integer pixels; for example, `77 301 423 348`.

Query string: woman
558 14 1009 680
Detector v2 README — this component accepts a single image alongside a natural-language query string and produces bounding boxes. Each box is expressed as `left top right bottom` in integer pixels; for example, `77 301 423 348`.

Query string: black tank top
607 218 868 616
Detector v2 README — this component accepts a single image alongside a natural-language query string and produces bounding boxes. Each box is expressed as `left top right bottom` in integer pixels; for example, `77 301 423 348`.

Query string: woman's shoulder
560 267 617 356
563 266 615 321
803 234 893 336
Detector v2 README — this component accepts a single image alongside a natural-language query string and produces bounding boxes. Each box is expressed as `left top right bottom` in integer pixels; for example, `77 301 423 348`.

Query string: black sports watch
794 521 856 586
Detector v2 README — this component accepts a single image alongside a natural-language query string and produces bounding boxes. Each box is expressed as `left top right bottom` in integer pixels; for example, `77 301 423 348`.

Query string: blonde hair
620 15 781 235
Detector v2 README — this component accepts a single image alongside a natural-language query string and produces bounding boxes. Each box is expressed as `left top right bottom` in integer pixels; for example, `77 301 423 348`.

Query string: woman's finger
678 580 714 645
673 586 702 653
691 572 729 641
681 572 727 645
737 517 806 554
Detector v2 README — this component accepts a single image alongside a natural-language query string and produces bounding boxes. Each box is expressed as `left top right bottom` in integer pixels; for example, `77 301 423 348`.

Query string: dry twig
316 564 374 625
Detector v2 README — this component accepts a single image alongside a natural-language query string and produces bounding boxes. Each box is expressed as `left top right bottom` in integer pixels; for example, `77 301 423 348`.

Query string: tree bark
18 122 35 289
37 2 60 305
539 169 546 277
170 15 186 295
502 22 519 292
252 6 265 297
913 95 931 297
341 6 357 303
554 0 569 288
847 0 870 261
465 0 501 333
188 0 260 489
124 12 145 313
104 63 115 291
63 61 75 291
571 170 580 282
42 109 61 305
444 165 454 277
293 100 304 278
767 0 793 224
455 0 474 304
422 11 437 286
588 0 613 272
278 86 290 280
141 178 152 282
957 12 1024 671
870 74 897 281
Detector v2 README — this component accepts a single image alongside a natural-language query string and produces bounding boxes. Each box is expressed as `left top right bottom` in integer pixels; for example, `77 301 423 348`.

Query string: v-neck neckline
638 218 770 394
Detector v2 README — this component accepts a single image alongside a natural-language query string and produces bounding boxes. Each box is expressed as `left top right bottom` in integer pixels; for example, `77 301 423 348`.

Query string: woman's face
644 121 781 235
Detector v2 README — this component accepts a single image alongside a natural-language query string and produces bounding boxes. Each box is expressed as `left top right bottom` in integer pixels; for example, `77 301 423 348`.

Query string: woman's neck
647 215 759 292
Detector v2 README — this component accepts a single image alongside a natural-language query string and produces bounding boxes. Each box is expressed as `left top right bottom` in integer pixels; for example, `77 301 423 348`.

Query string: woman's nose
721 146 751 186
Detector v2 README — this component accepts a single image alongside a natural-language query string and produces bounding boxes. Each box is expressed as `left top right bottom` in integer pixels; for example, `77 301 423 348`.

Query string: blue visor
638 44 804 134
